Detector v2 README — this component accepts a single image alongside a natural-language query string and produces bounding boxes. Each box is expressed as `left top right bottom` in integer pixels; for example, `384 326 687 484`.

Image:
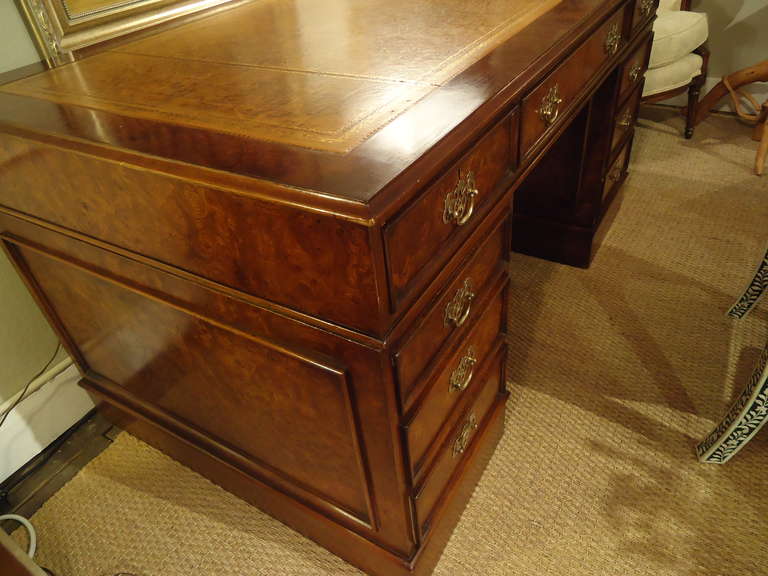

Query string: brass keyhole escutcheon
537 84 563 127
443 169 479 226
629 63 643 83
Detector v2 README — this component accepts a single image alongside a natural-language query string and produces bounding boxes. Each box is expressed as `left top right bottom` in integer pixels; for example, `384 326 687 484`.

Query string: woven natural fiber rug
14 108 768 575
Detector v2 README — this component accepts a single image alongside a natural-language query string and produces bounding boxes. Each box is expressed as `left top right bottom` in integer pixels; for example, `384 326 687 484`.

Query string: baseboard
0 362 94 483
0 410 115 522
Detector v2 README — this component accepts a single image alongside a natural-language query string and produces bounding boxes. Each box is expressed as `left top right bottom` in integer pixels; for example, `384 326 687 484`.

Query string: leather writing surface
2 0 560 152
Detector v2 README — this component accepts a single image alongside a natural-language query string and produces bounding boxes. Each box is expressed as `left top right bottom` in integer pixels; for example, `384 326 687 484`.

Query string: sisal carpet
14 108 768 575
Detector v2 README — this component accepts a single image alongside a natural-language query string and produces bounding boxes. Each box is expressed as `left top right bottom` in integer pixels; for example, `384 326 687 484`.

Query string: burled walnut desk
0 1 655 574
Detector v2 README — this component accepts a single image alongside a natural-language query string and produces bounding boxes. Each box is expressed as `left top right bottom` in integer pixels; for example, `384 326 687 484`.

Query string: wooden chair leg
757 123 768 176
685 77 703 139
755 103 768 176
697 343 768 463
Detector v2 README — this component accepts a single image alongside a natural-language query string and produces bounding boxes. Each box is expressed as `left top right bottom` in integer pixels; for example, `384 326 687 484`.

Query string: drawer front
413 345 503 535
405 285 505 475
521 6 627 158
603 136 632 201
618 34 652 102
631 0 657 36
384 113 514 309
0 135 381 335
394 219 505 404
611 85 641 153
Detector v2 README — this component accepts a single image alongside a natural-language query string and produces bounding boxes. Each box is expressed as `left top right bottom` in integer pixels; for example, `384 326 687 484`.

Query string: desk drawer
404 284 505 476
618 34 652 103
521 7 627 158
413 344 503 535
384 113 514 309
394 219 505 404
611 86 641 152
603 136 632 202
631 0 657 37
0 136 381 335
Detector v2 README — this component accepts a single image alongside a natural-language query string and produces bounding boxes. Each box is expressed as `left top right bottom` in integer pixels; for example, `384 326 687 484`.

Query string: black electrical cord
0 342 62 429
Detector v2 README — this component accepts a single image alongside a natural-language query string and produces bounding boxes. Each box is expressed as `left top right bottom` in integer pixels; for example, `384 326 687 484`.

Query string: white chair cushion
643 53 703 96
658 0 682 12
649 11 708 69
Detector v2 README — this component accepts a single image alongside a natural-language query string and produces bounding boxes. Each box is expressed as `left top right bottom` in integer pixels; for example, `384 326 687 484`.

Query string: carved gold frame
15 0 236 67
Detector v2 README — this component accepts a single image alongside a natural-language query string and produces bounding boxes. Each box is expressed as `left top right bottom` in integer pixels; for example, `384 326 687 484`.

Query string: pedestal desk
0 1 655 574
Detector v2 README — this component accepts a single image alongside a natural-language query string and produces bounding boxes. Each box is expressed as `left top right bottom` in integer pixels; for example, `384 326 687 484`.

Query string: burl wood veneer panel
0 134 383 335
17 243 375 525
2 0 560 151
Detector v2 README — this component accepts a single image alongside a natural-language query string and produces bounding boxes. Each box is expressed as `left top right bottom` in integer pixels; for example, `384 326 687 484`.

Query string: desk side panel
0 217 414 556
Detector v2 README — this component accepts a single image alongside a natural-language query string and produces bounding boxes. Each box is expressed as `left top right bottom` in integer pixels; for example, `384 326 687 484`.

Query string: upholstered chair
642 0 709 138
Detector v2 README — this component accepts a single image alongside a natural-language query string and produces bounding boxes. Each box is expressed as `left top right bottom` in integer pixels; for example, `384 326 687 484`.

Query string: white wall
0 1 40 71
0 254 64 405
0 1 94 483
693 1 768 79
0 0 56 411
690 1 768 109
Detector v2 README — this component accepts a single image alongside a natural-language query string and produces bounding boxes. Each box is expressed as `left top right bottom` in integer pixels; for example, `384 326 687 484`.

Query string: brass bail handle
444 278 475 328
449 346 478 393
608 165 622 184
639 0 655 17
443 169 479 226
618 109 633 128
452 413 478 458
537 84 563 127
604 23 621 56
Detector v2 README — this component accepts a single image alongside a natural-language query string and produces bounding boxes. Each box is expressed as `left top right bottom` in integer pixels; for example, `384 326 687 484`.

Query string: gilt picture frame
15 0 236 67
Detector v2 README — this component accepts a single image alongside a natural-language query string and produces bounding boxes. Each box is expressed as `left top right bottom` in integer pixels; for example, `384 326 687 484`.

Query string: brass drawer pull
444 278 475 328
604 23 621 56
443 169 478 226
629 63 643 83
639 0 655 17
537 84 563 127
452 413 478 458
608 164 622 184
618 109 633 128
449 346 477 393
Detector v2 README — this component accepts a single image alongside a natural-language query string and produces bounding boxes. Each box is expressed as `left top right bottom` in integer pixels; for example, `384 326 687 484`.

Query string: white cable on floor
0 513 37 558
